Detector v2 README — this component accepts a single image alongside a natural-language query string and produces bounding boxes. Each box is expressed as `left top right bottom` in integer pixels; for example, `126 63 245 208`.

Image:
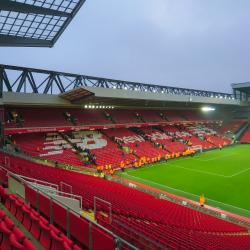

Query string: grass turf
115 144 250 218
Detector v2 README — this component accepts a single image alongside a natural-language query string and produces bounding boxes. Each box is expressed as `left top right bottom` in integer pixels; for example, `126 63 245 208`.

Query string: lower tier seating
0 188 36 250
0 152 247 238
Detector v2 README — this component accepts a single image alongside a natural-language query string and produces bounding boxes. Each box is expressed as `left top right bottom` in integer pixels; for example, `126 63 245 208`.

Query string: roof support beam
0 34 53 47
0 0 71 17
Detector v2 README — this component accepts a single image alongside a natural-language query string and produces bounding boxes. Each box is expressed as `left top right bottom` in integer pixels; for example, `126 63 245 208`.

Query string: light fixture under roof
124 87 127 90
202 107 215 111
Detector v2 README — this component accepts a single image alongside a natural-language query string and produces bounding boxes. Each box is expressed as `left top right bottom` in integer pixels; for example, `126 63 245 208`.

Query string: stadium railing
0 166 139 250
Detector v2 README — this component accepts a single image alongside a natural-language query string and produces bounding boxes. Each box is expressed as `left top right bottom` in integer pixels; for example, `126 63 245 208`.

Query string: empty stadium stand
17 107 73 128
0 151 249 250
69 108 113 126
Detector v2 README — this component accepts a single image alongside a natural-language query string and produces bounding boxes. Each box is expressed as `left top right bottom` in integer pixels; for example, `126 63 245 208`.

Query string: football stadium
1 1 250 250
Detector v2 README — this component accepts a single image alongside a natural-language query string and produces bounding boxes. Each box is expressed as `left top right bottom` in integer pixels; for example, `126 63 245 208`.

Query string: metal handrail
5 156 10 168
94 197 112 224
61 182 72 197
0 165 139 250
15 175 59 190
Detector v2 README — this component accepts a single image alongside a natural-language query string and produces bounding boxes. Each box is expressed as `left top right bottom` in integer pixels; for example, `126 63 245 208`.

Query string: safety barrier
0 167 139 250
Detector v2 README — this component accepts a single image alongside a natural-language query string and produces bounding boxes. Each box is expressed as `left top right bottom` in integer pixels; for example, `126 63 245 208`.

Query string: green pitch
115 144 250 218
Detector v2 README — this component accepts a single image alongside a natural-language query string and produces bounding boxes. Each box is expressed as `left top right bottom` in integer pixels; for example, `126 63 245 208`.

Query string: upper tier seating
17 107 72 128
103 128 167 158
0 152 247 240
179 110 203 121
160 110 187 122
4 107 17 128
69 109 112 126
135 110 166 123
107 109 141 124
196 110 217 120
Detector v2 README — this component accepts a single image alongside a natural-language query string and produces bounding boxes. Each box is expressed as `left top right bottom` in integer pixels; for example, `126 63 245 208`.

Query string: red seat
4 189 11 209
0 221 14 250
29 210 41 239
9 194 18 215
15 199 25 222
9 233 25 250
9 226 26 250
50 230 73 250
63 241 83 250
22 203 32 230
39 217 51 250
23 238 37 250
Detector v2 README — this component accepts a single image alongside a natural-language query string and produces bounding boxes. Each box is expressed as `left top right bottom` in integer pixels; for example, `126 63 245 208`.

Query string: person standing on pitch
200 194 205 207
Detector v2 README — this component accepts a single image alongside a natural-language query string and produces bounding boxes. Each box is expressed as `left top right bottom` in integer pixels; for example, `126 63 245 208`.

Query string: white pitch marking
192 153 236 161
125 174 250 213
166 164 230 177
229 167 250 177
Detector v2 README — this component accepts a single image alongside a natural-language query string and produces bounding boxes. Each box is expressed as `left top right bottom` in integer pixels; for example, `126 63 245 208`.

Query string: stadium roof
0 0 86 47
232 82 250 101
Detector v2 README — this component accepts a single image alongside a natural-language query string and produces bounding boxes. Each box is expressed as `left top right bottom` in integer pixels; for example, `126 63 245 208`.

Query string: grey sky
1 0 249 94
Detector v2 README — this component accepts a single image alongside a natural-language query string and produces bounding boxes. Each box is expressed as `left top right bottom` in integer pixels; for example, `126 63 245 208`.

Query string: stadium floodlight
145 89 147 92
113 86 116 89
109 106 111 109
112 106 114 108
220 96 222 98
92 106 94 108
202 108 215 111
85 105 87 108
153 90 156 93
161 91 164 93
96 106 98 108
135 88 138 91
216 96 218 98
89 105 91 108
232 97 235 99
124 87 128 90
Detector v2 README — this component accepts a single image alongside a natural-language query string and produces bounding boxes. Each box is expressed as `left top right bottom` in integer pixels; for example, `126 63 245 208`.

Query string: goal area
188 145 202 153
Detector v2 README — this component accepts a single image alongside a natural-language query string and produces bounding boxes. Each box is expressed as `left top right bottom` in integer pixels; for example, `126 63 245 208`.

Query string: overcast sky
1 0 250 93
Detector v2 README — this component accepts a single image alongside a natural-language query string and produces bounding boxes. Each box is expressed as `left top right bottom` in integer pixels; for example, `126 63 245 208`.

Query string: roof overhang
58 86 247 109
0 0 86 47
232 82 250 95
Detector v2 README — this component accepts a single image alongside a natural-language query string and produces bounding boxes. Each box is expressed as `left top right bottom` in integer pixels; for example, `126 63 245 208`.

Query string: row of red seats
11 133 91 168
0 187 36 250
0 152 246 235
0 186 82 250
141 127 187 153
103 128 167 158
179 110 202 121
4 106 226 130
110 213 250 250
